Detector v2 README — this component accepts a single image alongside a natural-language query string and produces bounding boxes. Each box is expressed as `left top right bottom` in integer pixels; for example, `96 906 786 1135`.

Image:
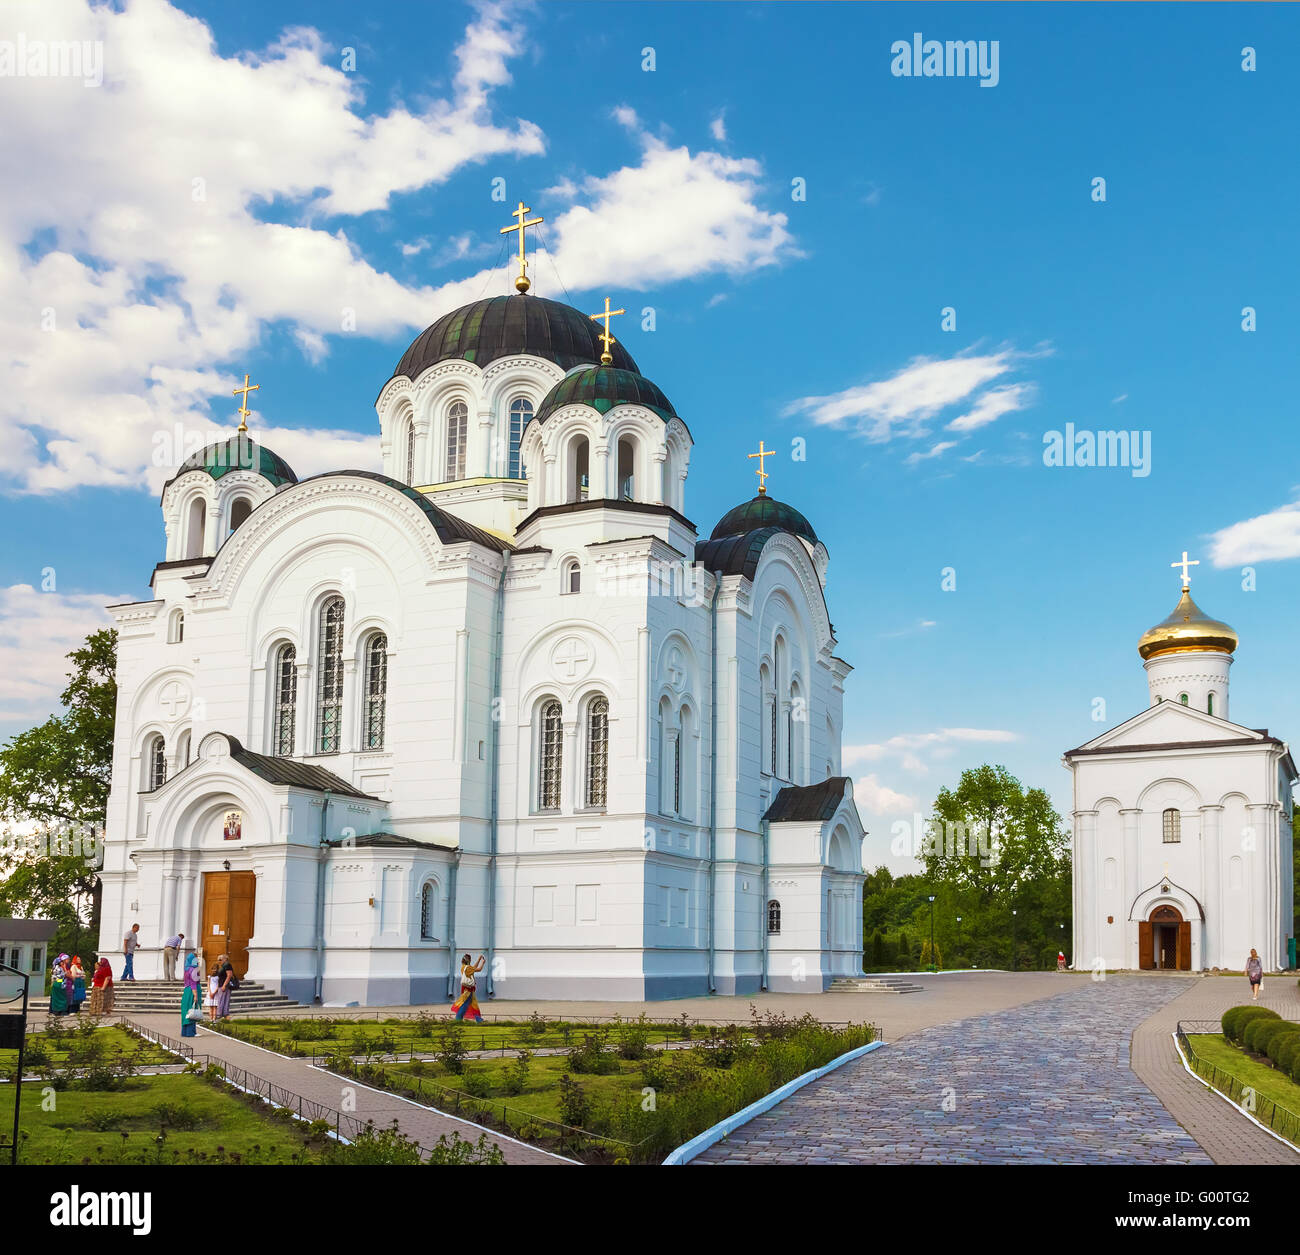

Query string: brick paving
695 976 1213 1164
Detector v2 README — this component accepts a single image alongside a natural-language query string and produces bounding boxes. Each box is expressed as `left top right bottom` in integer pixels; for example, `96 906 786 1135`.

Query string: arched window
767 900 782 936
567 436 590 503
146 735 167 791
364 633 388 750
1179 693 1189 705
1207 692 1215 716
617 436 636 500
509 398 531 479
679 705 696 819
168 609 184 644
538 699 563 810
586 696 609 808
405 419 417 485
673 713 682 815
177 730 191 769
1162 808 1181 843
419 881 437 941
274 643 297 756
562 558 581 594
229 497 252 533
445 400 467 481
185 497 206 559
316 597 345 754
769 694 778 775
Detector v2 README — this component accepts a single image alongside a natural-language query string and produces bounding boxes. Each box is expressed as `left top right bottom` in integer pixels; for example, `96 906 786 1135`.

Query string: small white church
1065 561 1296 973
97 212 866 1005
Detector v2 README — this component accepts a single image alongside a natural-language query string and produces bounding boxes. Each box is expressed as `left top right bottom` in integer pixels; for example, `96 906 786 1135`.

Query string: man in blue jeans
123 923 140 980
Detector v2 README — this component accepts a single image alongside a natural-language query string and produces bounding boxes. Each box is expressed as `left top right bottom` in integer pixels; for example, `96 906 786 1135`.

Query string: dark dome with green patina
162 434 297 496
533 366 677 426
710 494 818 545
391 295 640 382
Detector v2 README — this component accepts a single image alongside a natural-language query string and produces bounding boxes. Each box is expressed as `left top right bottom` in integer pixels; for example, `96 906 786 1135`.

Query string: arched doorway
1140 904 1190 971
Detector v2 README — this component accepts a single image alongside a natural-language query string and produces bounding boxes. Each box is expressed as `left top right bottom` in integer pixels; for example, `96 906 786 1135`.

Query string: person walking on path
162 933 184 981
89 957 114 1016
68 955 86 1014
214 953 236 1019
1246 949 1264 999
180 952 202 1038
450 953 486 1022
122 923 140 980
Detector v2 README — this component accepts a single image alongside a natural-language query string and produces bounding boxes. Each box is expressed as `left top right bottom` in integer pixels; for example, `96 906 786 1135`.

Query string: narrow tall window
316 597 345 754
1207 692 1215 716
405 420 416 485
185 497 206 559
420 882 436 940
364 633 388 750
509 398 531 479
563 559 580 594
785 705 794 779
274 644 297 755
617 437 635 500
539 700 563 810
767 900 782 936
586 696 609 808
168 609 184 644
769 696 778 775
229 497 251 533
147 736 167 790
1179 693 1189 705
1162 808 1181 844
673 717 682 815
445 400 467 481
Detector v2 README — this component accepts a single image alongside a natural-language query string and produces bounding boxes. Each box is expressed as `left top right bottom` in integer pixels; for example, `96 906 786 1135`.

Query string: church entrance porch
1139 904 1190 971
200 870 256 979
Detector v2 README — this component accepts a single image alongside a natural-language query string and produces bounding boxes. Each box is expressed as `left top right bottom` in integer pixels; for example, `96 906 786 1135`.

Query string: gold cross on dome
748 440 774 495
1171 550 1199 588
232 373 259 433
588 297 626 365
500 201 544 294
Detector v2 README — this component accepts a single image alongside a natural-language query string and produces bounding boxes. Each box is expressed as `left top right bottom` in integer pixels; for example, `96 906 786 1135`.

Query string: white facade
97 294 865 1005
1065 594 1295 973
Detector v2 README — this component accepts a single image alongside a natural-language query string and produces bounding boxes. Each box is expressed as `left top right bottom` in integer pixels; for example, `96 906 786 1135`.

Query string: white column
340 657 358 754
1120 808 1141 968
1075 810 1097 969
294 661 311 756
1200 805 1222 968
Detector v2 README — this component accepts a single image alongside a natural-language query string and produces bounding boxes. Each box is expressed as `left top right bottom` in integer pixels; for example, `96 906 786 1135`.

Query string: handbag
186 1007 203 1021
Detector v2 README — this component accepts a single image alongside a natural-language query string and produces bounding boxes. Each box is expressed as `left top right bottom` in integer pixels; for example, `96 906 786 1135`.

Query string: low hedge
1269 1033 1300 1074
1243 1018 1294 1054
1222 1005 1280 1045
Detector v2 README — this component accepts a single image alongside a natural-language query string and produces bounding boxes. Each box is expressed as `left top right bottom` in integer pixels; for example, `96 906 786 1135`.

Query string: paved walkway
695 976 1214 1164
124 1013 567 1165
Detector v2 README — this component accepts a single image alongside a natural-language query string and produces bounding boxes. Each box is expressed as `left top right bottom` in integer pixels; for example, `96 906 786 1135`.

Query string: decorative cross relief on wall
157 679 192 721
550 635 593 682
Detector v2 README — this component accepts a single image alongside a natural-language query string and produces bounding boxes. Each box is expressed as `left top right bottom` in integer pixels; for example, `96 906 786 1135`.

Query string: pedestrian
69 955 86 1014
214 953 236 1020
180 952 202 1038
162 932 184 981
450 953 485 1023
1246 948 1264 1000
122 923 140 981
49 954 70 1016
1057 950 1066 972
89 957 114 1016
205 964 219 1023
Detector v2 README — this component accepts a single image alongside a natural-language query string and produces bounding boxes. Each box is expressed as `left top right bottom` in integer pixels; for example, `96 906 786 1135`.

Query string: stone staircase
36 979 302 1015
830 975 926 995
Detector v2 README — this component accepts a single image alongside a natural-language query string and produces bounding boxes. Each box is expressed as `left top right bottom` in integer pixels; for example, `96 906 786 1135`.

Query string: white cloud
904 440 957 465
784 348 1031 444
400 239 430 258
0 585 127 732
1207 497 1300 566
709 112 727 142
945 382 1035 433
853 774 916 814
845 728 1019 775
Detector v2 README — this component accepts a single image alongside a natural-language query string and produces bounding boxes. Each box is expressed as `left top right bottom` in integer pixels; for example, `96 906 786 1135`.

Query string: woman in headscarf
450 953 485 1023
69 955 86 1014
180 951 201 1038
89 957 114 1016
49 954 70 1016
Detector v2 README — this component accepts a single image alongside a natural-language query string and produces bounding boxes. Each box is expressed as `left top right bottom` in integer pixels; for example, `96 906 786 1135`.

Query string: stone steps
831 976 926 995
34 979 303 1015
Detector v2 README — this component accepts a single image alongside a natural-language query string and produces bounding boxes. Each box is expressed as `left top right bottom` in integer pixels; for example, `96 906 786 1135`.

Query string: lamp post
927 895 936 972
1011 908 1018 973
955 916 962 968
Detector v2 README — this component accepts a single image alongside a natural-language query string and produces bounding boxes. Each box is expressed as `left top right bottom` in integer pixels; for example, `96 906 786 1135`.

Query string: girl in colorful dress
69 956 86 1014
89 957 114 1015
49 955 69 1016
180 952 201 1038
205 965 219 1022
450 953 485 1022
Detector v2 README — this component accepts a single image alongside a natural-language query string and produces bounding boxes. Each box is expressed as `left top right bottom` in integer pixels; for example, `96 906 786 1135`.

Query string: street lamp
955 916 962 968
927 895 937 972
1011 908 1017 972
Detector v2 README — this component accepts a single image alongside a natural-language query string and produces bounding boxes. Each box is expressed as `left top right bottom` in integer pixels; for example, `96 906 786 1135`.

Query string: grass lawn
1186 1034 1300 1144
0 1073 330 1164
0 1025 175 1073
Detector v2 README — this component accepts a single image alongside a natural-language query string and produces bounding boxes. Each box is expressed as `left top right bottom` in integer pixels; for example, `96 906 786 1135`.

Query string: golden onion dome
1138 587 1239 660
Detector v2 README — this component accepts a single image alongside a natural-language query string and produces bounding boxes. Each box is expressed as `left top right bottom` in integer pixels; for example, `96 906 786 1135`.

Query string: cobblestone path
695 976 1213 1164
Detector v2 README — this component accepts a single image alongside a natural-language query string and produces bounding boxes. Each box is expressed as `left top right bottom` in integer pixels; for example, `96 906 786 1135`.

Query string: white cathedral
1065 567 1295 973
97 222 866 1005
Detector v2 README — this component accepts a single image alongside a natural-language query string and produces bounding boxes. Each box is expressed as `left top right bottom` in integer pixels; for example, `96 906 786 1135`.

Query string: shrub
411 1011 439 1039
151 1101 200 1131
436 1024 468 1075
566 1033 617 1075
460 1068 492 1099
426 1132 505 1165
283 1019 333 1043
557 1074 590 1128
1243 1017 1291 1054
1224 1005 1279 1044
617 1015 652 1060
1292 1052 1300 1086
526 1011 547 1038
504 1050 531 1096
1267 1030 1300 1072
331 1120 423 1165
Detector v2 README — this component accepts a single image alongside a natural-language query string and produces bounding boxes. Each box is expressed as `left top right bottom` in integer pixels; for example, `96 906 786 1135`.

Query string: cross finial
588 297 626 365
748 440 774 495
1171 550 1199 589
500 201 544 294
232 373 259 433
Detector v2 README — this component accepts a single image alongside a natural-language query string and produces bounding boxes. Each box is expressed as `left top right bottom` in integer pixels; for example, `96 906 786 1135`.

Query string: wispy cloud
1207 495 1300 566
845 727 1019 774
709 111 727 141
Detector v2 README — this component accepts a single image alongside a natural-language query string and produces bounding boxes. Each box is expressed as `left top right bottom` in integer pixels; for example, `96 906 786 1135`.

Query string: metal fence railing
1176 1020 1300 1147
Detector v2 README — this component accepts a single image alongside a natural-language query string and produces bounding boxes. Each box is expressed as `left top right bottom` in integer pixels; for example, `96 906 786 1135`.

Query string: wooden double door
1138 905 1190 970
201 871 256 979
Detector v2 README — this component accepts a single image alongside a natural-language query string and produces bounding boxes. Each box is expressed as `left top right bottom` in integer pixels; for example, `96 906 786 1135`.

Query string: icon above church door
223 810 242 841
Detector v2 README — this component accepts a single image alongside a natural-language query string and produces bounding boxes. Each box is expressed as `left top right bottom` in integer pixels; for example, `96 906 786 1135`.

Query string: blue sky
2 1 1297 870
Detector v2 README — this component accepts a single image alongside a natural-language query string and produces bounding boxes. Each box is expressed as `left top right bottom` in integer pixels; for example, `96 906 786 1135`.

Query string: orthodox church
1065 560 1295 973
97 208 866 1005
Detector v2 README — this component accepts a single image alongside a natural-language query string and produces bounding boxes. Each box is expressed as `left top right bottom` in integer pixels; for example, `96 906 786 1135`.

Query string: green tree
0 629 117 952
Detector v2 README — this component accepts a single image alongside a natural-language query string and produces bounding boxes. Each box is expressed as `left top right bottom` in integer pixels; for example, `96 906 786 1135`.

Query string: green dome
533 366 677 425
710 494 818 545
391 294 640 383
163 434 297 495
